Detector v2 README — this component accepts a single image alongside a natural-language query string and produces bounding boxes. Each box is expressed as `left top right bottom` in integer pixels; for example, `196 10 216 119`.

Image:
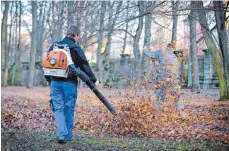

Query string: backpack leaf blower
43 43 119 115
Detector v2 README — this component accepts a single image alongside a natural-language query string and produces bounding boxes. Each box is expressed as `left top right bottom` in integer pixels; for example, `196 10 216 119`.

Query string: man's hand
95 80 100 86
47 81 51 86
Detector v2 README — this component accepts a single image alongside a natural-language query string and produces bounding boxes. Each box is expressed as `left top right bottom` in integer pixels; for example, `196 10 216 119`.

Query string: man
143 43 184 111
46 25 99 144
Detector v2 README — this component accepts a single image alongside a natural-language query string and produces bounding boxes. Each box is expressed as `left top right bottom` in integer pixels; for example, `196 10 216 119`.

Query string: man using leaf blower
43 26 118 144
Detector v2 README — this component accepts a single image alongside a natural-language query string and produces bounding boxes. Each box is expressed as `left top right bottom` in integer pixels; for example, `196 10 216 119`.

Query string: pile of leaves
1 96 54 131
74 89 229 143
75 99 228 143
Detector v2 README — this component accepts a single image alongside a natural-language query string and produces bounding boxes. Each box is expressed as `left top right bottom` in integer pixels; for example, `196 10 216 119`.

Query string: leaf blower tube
68 64 119 115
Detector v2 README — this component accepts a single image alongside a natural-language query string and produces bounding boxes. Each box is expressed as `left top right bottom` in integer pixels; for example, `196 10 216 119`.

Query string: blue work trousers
50 80 77 141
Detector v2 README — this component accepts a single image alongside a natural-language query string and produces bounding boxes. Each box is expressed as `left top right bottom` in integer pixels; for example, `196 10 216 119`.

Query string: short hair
167 43 175 49
66 26 80 36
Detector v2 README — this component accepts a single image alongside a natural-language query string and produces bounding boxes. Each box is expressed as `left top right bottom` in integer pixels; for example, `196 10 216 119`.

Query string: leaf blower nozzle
69 64 119 115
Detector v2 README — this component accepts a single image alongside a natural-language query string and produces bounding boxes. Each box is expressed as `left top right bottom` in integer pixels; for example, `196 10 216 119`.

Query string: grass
2 130 229 151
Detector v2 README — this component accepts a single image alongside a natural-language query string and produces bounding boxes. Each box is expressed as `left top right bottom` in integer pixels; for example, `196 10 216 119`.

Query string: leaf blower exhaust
69 64 119 115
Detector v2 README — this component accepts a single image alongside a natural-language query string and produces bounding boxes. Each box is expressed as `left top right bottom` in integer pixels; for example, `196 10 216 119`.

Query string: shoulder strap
53 43 70 52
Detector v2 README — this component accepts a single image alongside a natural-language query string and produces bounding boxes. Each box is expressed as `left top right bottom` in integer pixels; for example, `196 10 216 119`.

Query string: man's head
66 25 80 41
167 43 175 50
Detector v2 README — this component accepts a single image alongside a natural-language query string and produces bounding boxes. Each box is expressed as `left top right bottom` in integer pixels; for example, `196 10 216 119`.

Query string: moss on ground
2 130 229 151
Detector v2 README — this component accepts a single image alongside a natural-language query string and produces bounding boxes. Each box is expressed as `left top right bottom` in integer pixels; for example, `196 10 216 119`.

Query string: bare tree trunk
57 1 64 40
171 1 180 45
196 1 229 100
67 1 74 28
12 1 19 85
49 1 56 42
214 1 229 98
76 1 85 30
17 1 22 66
133 1 144 63
39 2 48 63
171 1 182 81
189 5 200 92
36 2 43 62
2 1 9 86
27 1 37 88
143 2 152 50
102 1 122 87
13 1 22 86
141 1 154 76
97 1 106 86
132 1 144 88
102 2 114 87
5 2 13 86
8 3 14 85
122 1 129 55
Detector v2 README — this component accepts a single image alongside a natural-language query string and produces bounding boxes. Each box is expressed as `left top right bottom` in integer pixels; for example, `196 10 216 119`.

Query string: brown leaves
74 89 229 143
2 88 229 144
1 96 54 131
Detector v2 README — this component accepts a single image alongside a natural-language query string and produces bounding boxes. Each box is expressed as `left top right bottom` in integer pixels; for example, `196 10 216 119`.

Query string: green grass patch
2 130 229 151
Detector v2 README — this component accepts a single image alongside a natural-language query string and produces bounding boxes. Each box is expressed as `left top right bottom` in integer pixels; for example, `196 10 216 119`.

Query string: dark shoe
57 138 66 144
66 138 72 142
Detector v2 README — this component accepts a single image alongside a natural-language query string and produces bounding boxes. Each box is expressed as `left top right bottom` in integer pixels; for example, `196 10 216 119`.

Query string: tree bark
97 1 106 85
18 1 22 66
214 1 229 98
141 1 154 76
5 2 13 86
57 1 64 40
133 1 144 63
122 1 129 55
27 1 37 88
36 2 43 62
2 1 9 86
102 1 122 87
196 1 229 100
12 1 19 85
67 1 74 28
189 5 200 92
143 1 153 50
171 1 180 45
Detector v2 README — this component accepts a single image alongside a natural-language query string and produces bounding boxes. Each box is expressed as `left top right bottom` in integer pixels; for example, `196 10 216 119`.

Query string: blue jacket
46 36 97 84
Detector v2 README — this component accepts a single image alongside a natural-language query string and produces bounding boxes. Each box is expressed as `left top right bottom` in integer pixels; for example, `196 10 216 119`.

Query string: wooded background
1 1 229 100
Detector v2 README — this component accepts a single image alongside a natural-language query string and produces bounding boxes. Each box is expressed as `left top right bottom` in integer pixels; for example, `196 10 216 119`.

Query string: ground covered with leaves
2 87 229 150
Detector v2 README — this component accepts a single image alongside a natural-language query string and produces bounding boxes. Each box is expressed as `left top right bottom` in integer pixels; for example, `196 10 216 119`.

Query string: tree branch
114 29 134 38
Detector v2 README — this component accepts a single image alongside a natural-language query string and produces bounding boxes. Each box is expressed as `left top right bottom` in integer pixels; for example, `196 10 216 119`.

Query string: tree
122 1 129 55
141 1 155 81
36 1 48 62
67 1 74 29
57 1 64 41
189 2 200 93
96 1 106 85
1 1 9 86
171 1 180 45
27 1 37 88
196 1 229 100
213 1 229 99
133 1 144 63
102 1 122 86
12 1 19 85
